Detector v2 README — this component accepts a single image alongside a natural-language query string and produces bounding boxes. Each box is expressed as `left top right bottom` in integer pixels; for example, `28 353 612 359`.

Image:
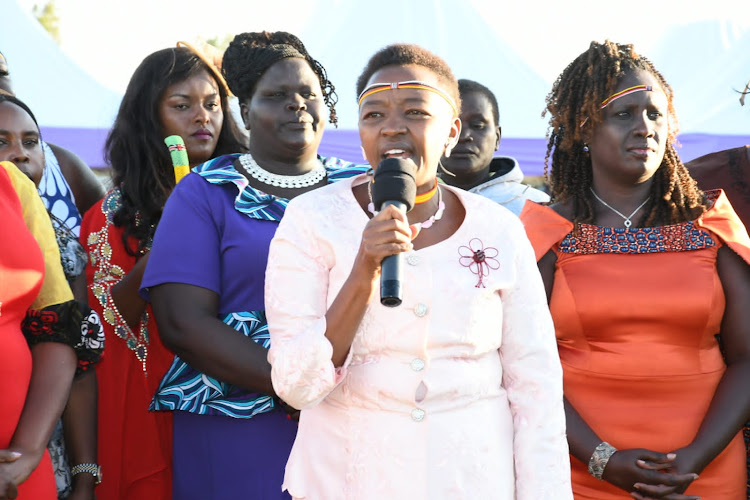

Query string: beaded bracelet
588 441 617 480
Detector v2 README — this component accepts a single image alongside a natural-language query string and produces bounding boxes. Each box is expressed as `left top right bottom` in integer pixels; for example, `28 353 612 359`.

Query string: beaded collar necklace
238 153 326 188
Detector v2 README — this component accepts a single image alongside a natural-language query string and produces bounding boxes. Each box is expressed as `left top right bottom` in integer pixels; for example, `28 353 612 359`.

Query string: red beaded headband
357 80 458 115
580 84 654 127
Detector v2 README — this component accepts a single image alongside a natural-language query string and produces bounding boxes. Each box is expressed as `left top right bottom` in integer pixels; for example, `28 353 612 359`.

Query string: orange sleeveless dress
521 190 749 499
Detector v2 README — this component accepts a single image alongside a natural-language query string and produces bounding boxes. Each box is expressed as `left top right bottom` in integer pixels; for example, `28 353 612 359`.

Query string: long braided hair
222 31 339 126
543 40 706 226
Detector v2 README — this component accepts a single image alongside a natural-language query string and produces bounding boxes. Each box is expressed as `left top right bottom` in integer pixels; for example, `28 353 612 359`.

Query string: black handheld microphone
371 158 417 307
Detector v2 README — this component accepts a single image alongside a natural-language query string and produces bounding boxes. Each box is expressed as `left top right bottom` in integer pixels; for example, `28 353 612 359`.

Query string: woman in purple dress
140 32 367 499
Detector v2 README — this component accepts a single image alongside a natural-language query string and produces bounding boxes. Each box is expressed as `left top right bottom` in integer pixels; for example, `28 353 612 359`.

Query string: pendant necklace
589 187 650 228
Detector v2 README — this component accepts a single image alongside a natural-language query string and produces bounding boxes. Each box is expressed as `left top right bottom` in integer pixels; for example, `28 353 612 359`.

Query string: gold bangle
71 463 102 485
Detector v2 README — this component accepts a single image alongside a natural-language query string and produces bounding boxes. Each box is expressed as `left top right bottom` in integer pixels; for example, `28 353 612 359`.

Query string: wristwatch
71 463 102 485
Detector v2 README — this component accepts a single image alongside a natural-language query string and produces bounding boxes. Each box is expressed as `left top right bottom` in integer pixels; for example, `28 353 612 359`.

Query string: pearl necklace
589 187 650 228
238 153 326 188
367 181 445 230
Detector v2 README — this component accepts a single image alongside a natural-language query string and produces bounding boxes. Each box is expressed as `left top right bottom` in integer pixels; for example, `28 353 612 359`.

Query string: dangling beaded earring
361 146 368 162
583 144 590 153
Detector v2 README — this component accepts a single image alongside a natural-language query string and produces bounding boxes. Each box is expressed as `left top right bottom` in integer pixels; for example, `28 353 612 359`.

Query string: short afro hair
355 44 460 116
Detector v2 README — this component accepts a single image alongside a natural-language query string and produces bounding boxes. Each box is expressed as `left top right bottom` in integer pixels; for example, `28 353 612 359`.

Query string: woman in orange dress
0 161 78 499
521 41 750 499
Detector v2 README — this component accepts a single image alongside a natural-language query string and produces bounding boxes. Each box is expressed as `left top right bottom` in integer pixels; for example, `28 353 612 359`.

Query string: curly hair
458 79 499 125
543 40 705 226
107 46 246 256
355 44 461 117
222 31 339 126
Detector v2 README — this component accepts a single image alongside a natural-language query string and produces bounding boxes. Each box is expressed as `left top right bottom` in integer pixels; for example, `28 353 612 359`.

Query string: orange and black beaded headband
358 80 458 115
580 84 654 127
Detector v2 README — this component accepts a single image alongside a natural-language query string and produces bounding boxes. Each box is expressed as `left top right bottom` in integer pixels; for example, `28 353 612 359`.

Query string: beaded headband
600 84 653 109
358 80 458 115
580 84 654 127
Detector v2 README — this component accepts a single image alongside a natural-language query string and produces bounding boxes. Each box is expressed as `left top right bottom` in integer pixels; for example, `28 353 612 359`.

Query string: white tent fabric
1 0 122 129
296 0 551 137
1 0 747 171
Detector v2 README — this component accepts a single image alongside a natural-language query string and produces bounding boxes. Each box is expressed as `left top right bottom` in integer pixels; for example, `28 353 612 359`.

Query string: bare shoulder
548 199 574 221
47 142 105 214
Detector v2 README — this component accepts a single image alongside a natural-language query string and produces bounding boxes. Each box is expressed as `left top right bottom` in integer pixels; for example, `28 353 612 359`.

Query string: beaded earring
583 144 590 153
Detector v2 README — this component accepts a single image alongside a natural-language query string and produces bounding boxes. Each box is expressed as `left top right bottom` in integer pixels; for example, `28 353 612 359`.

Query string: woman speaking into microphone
265 44 572 499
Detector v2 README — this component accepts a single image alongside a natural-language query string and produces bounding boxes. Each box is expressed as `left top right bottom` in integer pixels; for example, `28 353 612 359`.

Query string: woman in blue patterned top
140 31 367 499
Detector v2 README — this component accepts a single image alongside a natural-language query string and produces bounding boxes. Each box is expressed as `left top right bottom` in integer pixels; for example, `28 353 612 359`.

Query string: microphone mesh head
371 158 417 211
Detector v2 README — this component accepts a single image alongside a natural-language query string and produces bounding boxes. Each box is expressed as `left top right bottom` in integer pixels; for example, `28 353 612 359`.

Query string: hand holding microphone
369 158 417 307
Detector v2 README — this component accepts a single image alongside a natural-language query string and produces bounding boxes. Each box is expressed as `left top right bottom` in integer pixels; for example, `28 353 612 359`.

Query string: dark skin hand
537 240 750 499
47 143 105 216
0 451 19 500
0 343 76 494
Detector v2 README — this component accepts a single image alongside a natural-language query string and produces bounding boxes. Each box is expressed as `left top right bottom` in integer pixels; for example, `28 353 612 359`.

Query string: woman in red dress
80 45 245 499
0 161 78 499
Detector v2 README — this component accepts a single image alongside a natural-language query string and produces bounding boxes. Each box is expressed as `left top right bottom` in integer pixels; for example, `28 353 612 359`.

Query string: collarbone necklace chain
238 152 326 188
589 187 650 228
367 180 446 230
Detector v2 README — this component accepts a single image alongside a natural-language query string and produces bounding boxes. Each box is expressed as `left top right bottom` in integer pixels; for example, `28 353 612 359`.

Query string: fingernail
9 451 21 458
666 453 676 459
693 474 699 479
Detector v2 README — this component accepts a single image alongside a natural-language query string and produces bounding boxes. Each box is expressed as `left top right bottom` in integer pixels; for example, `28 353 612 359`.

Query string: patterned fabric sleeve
497 219 572 500
22 300 104 376
266 196 351 410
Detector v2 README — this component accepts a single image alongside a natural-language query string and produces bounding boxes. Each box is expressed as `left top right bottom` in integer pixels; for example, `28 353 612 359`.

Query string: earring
361 146 367 162
438 160 456 177
444 140 453 158
583 144 590 153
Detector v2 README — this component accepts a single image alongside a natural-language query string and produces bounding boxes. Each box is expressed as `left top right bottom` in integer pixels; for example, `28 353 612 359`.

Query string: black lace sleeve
22 300 105 377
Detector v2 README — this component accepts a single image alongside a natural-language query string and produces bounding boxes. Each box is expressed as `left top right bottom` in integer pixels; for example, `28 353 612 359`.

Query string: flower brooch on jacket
458 238 499 288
